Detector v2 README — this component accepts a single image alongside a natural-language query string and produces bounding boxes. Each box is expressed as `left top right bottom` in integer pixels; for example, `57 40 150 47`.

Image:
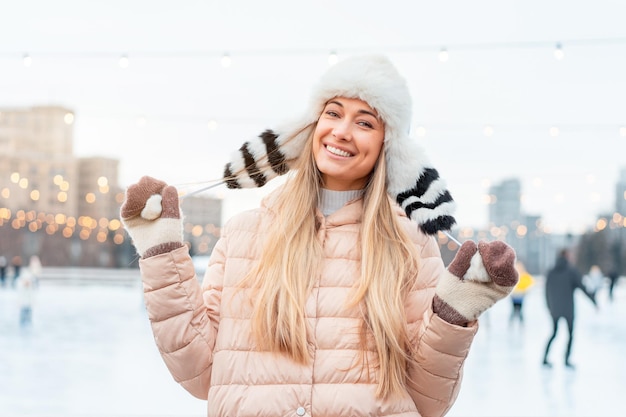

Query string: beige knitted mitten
120 176 184 258
433 240 519 326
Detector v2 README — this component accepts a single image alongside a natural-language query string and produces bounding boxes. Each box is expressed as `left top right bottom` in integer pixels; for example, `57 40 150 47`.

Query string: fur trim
222 55 456 235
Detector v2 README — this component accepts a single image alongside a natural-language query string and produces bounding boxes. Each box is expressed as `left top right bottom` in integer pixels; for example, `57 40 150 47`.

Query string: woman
121 55 518 417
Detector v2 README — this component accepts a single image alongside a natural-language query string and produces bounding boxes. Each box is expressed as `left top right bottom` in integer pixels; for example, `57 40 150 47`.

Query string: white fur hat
223 55 456 235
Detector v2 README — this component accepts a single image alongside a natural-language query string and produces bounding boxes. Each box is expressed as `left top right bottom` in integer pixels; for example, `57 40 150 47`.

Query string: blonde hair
242 130 419 399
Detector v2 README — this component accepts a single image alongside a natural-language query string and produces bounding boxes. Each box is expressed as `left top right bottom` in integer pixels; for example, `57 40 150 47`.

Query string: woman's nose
332 121 352 140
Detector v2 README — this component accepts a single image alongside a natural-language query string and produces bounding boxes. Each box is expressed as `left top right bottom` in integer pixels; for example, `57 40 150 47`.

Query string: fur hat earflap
223 55 456 235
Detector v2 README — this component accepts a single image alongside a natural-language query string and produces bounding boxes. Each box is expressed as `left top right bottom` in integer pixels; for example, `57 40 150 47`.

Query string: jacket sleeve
405 234 478 417
139 243 223 399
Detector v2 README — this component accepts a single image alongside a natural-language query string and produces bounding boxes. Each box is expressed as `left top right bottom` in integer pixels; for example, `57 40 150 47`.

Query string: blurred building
488 178 521 228
616 167 626 216
0 106 78 217
487 178 552 274
181 195 222 257
0 105 224 268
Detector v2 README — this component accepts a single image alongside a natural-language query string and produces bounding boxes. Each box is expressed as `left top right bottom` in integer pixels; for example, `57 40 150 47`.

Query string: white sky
1 0 625 233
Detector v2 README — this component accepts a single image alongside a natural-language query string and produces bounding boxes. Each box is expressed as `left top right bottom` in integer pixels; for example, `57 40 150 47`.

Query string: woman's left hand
433 240 519 326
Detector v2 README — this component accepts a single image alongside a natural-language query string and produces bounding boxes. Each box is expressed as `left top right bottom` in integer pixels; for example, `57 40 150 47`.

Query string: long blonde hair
242 130 420 399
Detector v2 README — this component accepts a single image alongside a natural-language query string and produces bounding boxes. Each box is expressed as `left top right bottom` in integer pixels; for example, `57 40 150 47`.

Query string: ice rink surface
1 276 623 417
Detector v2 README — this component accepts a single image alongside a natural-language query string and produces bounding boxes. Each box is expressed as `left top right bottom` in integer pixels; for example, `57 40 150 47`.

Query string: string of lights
3 36 625 135
4 35 626 64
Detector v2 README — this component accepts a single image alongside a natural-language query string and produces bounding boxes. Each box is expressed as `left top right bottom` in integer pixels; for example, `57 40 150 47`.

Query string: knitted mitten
433 240 519 326
120 176 184 258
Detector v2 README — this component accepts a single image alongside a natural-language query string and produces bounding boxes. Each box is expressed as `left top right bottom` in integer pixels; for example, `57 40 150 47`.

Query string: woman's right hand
120 176 185 258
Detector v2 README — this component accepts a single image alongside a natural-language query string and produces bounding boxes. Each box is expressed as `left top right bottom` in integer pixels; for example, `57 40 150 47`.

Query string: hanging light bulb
554 43 565 60
23 53 32 67
119 54 130 68
549 126 560 137
221 53 232 68
438 47 449 63
328 50 338 66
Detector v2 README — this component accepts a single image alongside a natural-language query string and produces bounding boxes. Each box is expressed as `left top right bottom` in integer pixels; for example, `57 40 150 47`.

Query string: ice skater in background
509 260 535 326
17 274 33 327
543 249 597 368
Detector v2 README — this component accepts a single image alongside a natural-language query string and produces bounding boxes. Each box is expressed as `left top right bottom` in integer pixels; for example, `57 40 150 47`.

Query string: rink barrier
37 267 141 286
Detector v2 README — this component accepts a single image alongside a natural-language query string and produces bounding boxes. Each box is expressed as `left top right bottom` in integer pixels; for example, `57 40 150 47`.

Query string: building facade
0 105 223 268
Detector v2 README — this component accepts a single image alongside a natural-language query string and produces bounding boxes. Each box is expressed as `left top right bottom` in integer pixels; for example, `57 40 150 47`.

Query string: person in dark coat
542 248 597 368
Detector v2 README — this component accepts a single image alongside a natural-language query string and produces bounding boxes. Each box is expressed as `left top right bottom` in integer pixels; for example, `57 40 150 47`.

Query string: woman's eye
358 121 373 128
326 110 339 117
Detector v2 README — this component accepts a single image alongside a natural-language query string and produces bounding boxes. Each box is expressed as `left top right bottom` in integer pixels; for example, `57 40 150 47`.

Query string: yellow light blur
97 176 108 187
64 113 74 125
62 227 73 238
99 185 110 194
447 241 459 251
80 229 90 240
57 191 68 202
99 218 109 228
596 219 607 230
0 208 10 219
19 178 28 188
97 232 107 243
60 181 70 191
113 234 124 244
192 225 203 237
516 225 528 236
85 193 96 203
55 213 67 224
1 188 9 198
30 190 40 201
10 172 20 183
108 219 121 231
53 175 63 185
28 222 38 232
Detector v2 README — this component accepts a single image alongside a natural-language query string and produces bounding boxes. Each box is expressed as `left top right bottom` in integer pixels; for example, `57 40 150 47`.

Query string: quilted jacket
139 193 478 417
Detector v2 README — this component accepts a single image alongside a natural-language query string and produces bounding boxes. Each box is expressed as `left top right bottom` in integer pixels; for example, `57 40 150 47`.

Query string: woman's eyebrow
327 100 378 118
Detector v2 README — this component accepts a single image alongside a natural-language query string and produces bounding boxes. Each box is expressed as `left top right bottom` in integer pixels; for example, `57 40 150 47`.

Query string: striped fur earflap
222 55 456 235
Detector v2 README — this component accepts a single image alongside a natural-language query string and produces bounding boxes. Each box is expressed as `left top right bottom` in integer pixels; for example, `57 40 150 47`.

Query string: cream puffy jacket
139 194 477 417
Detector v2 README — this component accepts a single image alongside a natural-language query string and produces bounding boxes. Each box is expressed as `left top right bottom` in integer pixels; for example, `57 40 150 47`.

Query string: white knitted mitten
433 240 519 325
120 176 184 258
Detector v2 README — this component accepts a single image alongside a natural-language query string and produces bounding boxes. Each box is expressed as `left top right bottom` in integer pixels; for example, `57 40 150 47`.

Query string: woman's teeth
326 145 352 157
